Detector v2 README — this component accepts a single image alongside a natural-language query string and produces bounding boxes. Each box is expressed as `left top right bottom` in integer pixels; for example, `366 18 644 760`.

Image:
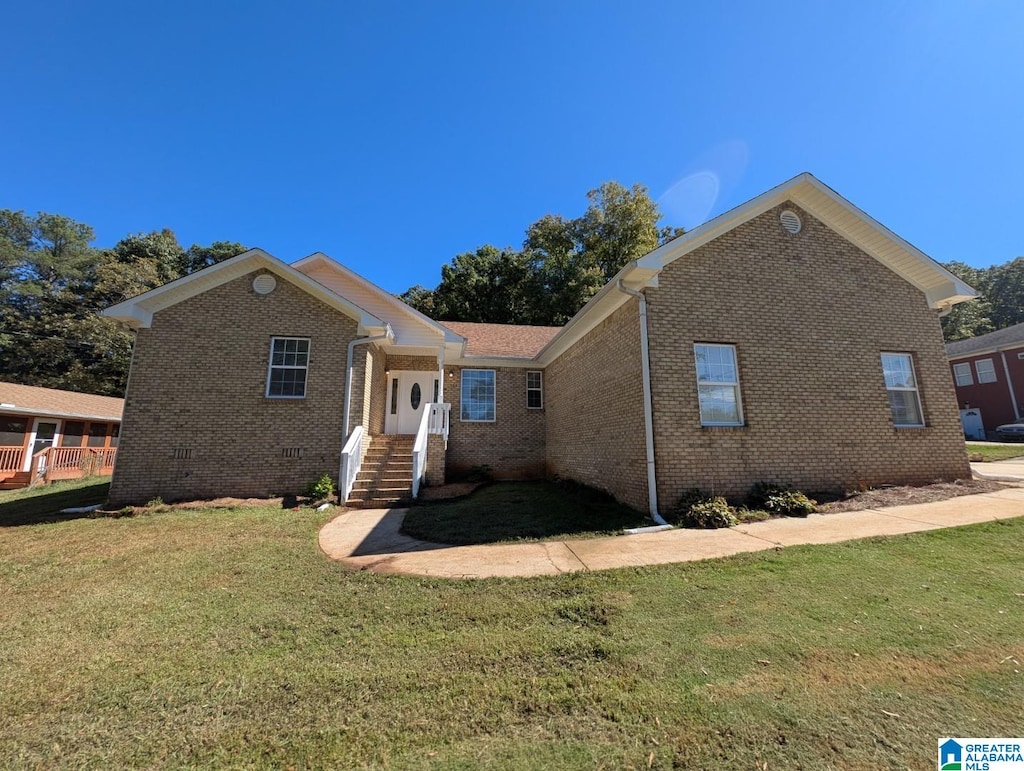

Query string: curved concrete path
318 486 1024 579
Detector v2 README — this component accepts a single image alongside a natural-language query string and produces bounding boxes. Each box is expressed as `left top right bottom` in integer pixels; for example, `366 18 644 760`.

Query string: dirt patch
817 479 1008 513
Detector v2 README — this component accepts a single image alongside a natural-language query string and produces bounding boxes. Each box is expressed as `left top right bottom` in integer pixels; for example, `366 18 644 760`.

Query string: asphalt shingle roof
441 321 562 359
946 322 1024 358
0 382 124 421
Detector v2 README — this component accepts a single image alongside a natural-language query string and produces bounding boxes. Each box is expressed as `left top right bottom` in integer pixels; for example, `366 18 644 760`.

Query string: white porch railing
412 403 451 499
427 402 450 440
339 425 364 503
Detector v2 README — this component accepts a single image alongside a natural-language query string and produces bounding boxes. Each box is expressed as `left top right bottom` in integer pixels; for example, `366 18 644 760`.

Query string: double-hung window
881 352 924 427
526 371 543 409
975 358 997 384
461 369 495 421
694 343 743 426
952 362 973 387
267 337 310 398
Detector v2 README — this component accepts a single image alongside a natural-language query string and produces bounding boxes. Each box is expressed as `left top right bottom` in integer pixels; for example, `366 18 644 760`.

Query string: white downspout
999 350 1021 420
343 326 394 438
615 281 667 526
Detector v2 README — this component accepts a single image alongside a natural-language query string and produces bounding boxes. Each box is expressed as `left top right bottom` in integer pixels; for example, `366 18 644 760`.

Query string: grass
966 442 1024 462
401 480 652 544
0 485 1021 769
0 477 111 527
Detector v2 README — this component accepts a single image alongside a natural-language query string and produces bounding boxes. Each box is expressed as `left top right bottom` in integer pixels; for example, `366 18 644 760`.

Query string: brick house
103 173 975 515
0 383 123 489
946 323 1024 439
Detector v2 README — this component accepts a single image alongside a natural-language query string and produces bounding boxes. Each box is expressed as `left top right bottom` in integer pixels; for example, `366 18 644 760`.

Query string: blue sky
3 1 1022 294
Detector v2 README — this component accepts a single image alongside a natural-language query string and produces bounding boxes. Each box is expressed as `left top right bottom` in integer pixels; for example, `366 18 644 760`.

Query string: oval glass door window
410 383 421 410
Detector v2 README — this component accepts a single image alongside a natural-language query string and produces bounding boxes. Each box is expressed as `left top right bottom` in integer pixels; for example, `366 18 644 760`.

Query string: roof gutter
343 325 394 438
615 281 667 526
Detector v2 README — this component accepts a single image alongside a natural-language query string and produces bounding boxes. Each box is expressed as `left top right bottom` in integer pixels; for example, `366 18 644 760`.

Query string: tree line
1 190 1018 399
0 210 245 396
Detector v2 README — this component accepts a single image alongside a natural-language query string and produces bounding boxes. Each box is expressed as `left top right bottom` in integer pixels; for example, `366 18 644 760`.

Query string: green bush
682 498 738 529
670 488 737 529
747 481 816 517
306 474 336 501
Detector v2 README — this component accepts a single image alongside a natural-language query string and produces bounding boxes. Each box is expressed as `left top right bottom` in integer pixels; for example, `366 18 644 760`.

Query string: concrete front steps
345 434 414 508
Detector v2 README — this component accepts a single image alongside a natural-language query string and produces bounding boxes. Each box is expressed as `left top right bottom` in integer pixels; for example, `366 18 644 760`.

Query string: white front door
24 419 61 471
385 371 438 434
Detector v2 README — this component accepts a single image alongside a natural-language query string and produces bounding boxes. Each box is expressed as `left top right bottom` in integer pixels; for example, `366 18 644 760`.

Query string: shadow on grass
0 480 110 527
400 480 652 545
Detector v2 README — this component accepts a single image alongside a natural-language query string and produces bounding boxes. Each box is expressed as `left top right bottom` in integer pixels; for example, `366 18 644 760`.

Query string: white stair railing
427 403 451 440
411 408 431 499
339 425 364 503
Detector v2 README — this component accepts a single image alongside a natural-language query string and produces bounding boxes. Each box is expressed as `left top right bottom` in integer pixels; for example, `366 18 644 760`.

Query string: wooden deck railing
0 446 23 472
31 446 118 485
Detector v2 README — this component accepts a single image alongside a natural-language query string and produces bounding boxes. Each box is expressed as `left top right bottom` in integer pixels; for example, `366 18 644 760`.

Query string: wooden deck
0 446 117 490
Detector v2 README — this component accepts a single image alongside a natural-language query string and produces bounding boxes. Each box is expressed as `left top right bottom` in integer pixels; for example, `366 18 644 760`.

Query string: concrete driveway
318 486 1024 579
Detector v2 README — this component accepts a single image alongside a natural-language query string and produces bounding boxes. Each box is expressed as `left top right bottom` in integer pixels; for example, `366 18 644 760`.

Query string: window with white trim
526 371 543 409
952 362 973 387
460 369 495 421
266 337 310 398
694 343 743 426
881 352 924 427
975 358 997 384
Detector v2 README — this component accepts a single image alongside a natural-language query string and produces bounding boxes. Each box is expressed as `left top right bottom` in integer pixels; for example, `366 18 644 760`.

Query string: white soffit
102 249 386 333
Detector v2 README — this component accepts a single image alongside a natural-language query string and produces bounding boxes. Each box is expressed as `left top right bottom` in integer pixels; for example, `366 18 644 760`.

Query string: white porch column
437 346 445 403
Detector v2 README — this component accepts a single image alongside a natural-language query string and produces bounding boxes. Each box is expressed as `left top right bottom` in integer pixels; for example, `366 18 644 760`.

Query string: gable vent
780 209 802 234
253 274 277 295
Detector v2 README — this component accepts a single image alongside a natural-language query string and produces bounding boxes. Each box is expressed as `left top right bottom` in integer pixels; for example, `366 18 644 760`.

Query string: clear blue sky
3 1 1022 294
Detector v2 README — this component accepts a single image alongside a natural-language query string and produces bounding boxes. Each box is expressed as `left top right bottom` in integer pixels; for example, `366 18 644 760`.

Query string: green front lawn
401 480 652 544
0 492 1021 768
966 442 1024 462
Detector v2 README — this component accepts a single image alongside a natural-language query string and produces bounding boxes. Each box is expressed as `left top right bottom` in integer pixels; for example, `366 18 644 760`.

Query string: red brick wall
108 271 359 505
949 349 1024 433
645 202 971 503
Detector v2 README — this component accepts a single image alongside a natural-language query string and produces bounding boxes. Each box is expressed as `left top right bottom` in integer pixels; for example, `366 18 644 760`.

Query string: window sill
700 424 748 432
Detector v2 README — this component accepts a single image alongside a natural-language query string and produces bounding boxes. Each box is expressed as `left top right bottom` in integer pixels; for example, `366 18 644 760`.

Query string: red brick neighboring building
946 323 1024 438
103 173 976 514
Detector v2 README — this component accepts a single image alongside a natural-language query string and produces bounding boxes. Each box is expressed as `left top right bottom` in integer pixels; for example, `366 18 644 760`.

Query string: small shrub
146 496 164 508
747 481 816 517
735 507 771 523
683 498 738 529
669 488 737 528
306 474 336 501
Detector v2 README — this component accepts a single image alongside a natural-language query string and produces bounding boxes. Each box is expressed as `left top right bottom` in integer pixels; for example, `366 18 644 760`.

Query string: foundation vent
172 448 193 460
282 447 304 459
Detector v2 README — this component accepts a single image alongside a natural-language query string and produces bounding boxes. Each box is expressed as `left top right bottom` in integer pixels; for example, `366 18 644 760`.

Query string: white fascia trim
293 253 465 345
535 263 660 366
636 172 977 309
102 249 386 333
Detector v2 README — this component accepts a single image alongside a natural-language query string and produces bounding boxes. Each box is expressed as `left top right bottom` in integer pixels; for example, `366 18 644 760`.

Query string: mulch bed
816 479 1008 513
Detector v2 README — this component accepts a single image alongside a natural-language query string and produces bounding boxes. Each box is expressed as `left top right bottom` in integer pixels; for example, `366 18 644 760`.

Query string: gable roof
292 253 463 347
537 172 977 365
103 249 387 334
946 322 1024 359
441 321 561 358
0 382 123 422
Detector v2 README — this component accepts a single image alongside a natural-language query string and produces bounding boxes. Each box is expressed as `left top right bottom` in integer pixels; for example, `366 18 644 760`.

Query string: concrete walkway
971 459 1024 481
318 486 1024 579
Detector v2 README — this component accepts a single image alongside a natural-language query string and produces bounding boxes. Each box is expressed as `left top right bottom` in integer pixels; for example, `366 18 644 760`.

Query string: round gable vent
253 274 277 295
780 209 802 234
